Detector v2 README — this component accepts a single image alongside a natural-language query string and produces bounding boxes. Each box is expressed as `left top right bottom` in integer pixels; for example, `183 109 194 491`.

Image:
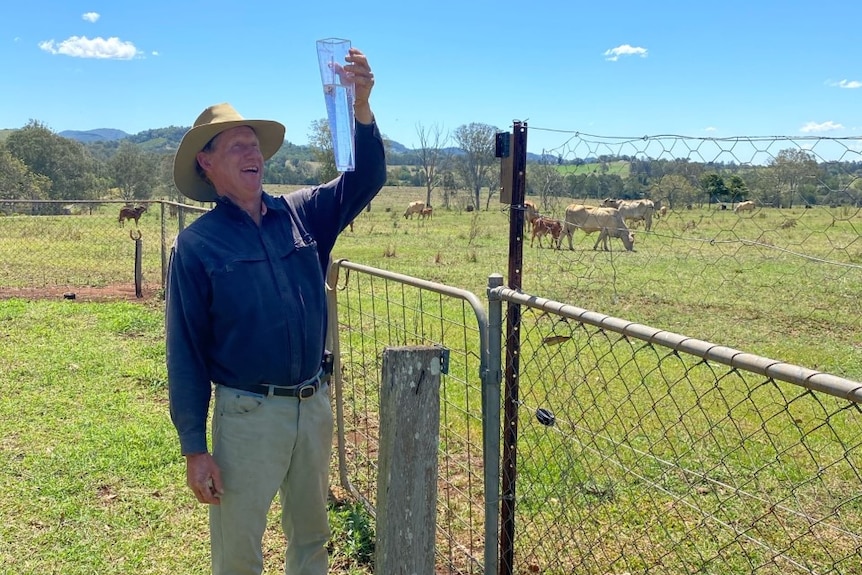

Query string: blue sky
2 1 860 155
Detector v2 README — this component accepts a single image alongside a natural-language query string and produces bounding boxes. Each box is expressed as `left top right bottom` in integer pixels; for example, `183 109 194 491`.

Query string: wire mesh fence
517 130 862 381
325 257 862 574
492 286 862 574
0 200 206 299
326 259 496 574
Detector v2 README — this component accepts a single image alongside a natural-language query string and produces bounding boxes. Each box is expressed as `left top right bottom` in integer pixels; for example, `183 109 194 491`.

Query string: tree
528 163 566 213
308 118 338 183
154 154 181 202
415 122 448 207
440 170 458 208
108 140 158 201
452 123 498 210
5 120 101 205
769 148 818 208
726 175 749 203
700 173 729 204
649 174 697 209
0 145 51 201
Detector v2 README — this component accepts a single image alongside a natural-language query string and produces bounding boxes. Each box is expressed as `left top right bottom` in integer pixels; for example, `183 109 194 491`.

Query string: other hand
185 452 223 505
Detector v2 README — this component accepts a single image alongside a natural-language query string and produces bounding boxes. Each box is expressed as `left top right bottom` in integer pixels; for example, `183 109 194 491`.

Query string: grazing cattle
530 216 563 249
601 198 655 231
658 205 668 217
523 199 539 230
561 204 635 252
734 200 755 213
420 206 433 219
118 205 147 227
403 200 426 219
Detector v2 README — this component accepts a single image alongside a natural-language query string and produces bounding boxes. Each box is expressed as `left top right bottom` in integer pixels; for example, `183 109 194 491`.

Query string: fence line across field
0 199 207 296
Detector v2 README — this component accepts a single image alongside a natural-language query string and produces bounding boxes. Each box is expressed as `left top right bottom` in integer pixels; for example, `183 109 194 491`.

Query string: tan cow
601 198 655 231
530 216 562 249
404 201 426 219
523 199 539 228
420 206 433 219
561 204 635 251
734 200 755 213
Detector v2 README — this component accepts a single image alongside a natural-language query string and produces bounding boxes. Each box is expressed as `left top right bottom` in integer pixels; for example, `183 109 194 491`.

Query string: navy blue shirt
166 120 386 455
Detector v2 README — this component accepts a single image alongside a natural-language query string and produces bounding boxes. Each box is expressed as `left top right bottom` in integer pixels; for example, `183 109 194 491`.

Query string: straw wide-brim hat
173 103 286 202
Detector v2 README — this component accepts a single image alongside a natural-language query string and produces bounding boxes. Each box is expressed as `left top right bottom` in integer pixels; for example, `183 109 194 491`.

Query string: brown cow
403 201 426 219
561 204 635 251
530 216 563 249
420 206 433 219
118 205 147 227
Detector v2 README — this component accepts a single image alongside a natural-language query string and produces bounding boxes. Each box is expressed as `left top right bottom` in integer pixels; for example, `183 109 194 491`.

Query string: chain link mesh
501 298 861 574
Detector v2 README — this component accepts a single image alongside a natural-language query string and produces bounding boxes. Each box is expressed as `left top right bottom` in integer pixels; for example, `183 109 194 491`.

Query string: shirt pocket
209 251 271 315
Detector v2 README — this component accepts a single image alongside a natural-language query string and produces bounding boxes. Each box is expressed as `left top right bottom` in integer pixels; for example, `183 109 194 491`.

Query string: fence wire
326 260 493 574
518 131 862 381
494 286 862 575
0 200 205 298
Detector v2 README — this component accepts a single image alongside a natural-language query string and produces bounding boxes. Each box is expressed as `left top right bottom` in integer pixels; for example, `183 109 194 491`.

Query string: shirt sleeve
165 239 214 455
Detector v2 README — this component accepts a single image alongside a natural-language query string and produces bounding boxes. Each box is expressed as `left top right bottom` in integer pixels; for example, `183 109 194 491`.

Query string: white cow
734 200 755 213
601 198 655 231
404 201 426 219
561 204 635 251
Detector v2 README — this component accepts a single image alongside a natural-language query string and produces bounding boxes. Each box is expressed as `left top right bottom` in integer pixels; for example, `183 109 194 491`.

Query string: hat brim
173 119 285 203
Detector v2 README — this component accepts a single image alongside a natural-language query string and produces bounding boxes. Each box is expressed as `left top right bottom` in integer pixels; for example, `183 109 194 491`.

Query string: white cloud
704 126 717 132
152 50 159 56
82 12 100 23
837 79 862 89
604 44 648 62
39 36 140 59
800 121 844 133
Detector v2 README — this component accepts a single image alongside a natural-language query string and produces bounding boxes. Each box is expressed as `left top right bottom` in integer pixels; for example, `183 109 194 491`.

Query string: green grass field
1 187 861 573
553 160 630 177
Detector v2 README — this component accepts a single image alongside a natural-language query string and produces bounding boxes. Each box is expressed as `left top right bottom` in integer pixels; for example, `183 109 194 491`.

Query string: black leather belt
225 367 325 399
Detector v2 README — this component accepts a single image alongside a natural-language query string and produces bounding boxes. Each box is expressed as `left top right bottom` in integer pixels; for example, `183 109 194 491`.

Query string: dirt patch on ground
0 284 161 303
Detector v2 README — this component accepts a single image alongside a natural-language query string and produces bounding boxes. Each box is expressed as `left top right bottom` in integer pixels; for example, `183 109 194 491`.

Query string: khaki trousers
209 383 333 575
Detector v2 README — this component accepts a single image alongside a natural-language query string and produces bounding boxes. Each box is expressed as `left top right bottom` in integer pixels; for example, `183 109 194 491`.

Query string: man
166 48 385 575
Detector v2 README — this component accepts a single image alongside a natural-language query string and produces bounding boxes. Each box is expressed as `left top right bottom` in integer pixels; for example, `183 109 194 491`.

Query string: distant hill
32 125 554 165
58 128 130 143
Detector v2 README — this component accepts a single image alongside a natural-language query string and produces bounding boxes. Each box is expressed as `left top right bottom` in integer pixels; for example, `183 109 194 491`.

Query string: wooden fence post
375 345 442 575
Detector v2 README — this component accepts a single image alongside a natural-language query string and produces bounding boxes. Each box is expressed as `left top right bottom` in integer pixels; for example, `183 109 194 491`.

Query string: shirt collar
214 190 286 220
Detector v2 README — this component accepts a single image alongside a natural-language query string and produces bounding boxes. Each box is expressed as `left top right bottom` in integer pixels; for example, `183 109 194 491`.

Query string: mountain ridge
54 127 553 162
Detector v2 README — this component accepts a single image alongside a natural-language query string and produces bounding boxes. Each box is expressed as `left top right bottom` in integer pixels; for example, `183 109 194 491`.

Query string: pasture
1 186 860 377
553 160 630 176
1 186 861 573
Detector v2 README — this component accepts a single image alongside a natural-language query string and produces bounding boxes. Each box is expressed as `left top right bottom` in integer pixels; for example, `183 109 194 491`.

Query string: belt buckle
296 382 317 400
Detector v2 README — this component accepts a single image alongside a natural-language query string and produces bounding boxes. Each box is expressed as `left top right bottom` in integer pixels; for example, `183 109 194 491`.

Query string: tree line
2 119 861 215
